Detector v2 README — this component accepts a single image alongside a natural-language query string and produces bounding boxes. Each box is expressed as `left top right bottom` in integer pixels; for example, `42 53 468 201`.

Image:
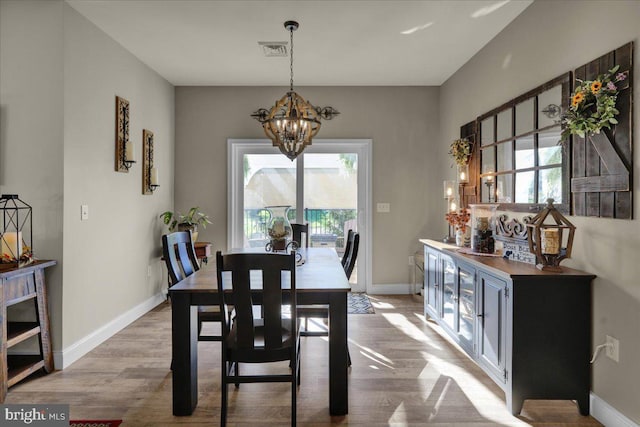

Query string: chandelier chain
289 26 294 91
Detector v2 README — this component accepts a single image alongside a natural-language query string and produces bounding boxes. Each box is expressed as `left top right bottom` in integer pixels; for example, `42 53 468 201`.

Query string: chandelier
258 21 322 160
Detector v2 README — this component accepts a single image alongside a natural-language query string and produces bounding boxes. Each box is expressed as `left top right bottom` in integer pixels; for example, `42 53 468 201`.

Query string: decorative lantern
0 194 33 269
526 198 575 271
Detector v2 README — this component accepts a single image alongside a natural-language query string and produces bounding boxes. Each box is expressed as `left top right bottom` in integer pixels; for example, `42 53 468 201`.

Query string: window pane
496 110 512 141
496 141 513 172
515 171 535 203
303 153 358 254
497 174 513 203
243 154 296 247
538 167 563 203
538 85 562 128
481 146 495 174
538 128 562 166
515 136 535 169
481 117 494 146
515 98 534 135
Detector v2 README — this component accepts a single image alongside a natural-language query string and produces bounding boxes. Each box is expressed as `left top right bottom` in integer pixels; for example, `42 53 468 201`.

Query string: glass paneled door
229 139 371 292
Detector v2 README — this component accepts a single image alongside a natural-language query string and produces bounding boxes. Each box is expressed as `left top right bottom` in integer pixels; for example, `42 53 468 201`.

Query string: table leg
171 293 198 416
328 292 348 415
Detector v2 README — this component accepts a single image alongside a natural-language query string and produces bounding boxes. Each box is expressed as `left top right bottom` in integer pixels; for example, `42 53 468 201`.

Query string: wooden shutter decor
571 42 633 219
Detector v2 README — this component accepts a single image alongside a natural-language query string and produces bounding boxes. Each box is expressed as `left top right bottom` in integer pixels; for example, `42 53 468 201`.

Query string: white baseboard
53 293 165 370
591 393 639 427
367 283 416 295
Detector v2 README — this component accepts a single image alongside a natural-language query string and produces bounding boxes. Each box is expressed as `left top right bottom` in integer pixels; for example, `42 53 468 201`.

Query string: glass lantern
469 203 499 254
0 194 33 269
526 198 576 271
265 205 292 251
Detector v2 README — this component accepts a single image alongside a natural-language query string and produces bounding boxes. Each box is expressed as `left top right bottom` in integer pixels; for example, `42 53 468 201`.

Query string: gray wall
439 0 640 423
175 86 441 286
0 1 174 357
62 4 174 348
0 0 65 350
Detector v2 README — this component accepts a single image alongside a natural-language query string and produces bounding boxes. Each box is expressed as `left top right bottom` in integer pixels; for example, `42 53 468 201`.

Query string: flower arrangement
445 209 471 234
561 65 627 141
448 138 472 166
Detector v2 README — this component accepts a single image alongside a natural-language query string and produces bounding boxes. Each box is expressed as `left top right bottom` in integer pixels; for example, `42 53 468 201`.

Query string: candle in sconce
486 175 493 182
150 167 159 185
125 141 135 161
450 201 457 212
459 171 466 181
541 228 560 255
446 187 453 197
1 231 23 259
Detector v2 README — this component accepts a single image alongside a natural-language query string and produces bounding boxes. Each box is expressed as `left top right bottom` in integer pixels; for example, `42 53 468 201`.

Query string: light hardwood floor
7 294 602 426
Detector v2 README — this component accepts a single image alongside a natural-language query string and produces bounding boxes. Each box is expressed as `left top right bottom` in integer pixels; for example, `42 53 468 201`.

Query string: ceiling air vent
258 41 288 57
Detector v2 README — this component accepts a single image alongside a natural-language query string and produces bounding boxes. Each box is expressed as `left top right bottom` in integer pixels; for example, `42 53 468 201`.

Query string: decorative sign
494 214 536 265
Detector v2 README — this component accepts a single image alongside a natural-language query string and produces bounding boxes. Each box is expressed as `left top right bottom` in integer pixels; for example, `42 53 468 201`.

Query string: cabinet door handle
477 313 484 318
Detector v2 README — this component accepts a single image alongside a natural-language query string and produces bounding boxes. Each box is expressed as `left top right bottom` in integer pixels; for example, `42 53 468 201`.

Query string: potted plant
160 206 212 241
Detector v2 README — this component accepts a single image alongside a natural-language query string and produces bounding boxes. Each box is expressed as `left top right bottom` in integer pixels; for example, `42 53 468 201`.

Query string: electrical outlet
606 335 619 362
80 205 89 221
377 202 390 213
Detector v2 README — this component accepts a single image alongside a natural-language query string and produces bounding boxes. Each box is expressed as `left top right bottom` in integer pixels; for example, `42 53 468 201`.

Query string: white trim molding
368 283 414 295
590 393 639 427
53 293 165 369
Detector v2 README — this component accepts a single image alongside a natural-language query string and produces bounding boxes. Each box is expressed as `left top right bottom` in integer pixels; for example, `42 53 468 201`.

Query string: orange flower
590 80 602 94
571 92 584 107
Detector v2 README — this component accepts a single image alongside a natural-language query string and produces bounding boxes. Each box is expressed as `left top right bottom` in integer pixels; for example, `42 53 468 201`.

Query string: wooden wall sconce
115 96 135 172
142 129 159 195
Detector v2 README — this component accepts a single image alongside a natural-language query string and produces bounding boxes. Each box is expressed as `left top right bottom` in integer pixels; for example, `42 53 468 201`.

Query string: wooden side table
194 242 212 265
0 260 56 402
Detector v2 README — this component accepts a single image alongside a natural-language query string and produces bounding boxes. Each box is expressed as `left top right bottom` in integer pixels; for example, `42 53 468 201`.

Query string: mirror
475 73 570 212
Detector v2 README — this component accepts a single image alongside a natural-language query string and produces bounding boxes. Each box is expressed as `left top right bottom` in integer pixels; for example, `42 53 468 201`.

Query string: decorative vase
455 229 464 247
265 205 292 251
469 204 499 253
178 224 198 242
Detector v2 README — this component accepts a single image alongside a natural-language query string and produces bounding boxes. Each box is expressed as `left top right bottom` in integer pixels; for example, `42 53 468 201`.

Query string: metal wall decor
115 96 135 172
142 129 159 195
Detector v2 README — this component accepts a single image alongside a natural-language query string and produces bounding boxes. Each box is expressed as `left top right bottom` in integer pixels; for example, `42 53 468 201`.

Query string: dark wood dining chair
162 231 221 342
297 232 359 365
341 229 354 268
216 251 300 427
291 223 309 249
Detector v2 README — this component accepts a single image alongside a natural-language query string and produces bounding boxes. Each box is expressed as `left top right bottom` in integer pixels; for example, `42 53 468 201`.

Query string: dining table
169 247 351 416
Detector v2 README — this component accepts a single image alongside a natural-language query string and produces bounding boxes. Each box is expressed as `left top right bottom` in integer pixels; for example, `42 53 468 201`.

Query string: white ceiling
66 0 532 86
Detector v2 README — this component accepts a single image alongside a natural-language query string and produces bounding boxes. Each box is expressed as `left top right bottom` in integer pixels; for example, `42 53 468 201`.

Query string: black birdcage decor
0 194 34 269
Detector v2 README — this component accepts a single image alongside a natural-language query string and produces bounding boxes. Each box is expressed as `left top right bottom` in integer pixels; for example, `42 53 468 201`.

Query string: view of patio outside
243 153 357 256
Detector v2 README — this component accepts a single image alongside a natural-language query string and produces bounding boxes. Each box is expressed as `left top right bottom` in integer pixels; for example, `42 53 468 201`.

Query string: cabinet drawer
3 271 37 305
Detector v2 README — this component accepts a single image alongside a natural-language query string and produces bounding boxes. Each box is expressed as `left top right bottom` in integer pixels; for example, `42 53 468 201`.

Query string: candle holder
0 195 33 270
143 129 159 194
526 198 576 271
115 96 136 172
484 176 494 203
442 181 456 243
265 205 292 251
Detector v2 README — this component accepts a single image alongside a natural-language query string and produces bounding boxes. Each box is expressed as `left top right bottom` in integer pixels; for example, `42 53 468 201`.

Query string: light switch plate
377 202 390 213
81 205 89 221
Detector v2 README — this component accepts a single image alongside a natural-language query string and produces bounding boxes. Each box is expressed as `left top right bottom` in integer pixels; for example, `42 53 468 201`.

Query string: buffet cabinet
420 239 594 415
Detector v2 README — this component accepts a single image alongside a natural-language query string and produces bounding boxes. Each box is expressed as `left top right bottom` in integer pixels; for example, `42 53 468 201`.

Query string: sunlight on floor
368 295 395 309
382 312 443 349
388 401 408 425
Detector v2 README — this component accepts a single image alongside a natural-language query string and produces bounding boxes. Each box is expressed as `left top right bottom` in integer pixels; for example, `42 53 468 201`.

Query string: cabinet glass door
425 248 439 317
440 255 456 332
456 262 476 354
